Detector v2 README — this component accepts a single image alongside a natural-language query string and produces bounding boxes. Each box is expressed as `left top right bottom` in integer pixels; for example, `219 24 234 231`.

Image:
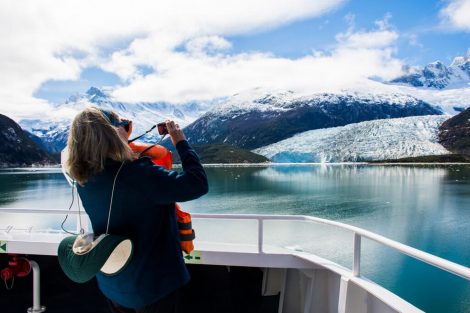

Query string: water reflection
0 170 59 206
0 169 75 232
0 169 71 209
1 165 470 313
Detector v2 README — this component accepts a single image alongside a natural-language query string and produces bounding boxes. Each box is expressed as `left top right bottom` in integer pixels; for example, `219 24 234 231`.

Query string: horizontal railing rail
1 208 470 281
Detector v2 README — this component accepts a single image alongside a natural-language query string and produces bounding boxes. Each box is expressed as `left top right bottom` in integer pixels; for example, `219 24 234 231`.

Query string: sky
0 0 469 120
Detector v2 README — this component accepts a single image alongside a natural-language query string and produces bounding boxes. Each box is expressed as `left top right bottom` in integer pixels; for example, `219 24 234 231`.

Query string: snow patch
210 88 430 117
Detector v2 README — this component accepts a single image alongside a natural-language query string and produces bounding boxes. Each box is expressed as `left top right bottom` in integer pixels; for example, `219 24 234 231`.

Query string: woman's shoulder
121 157 149 172
121 158 174 187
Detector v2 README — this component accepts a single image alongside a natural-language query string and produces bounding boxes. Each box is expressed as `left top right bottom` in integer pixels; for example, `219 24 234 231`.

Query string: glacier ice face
253 115 450 162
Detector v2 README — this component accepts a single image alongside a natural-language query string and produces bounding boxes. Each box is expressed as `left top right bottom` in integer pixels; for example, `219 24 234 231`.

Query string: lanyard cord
76 182 84 234
61 180 85 235
61 180 79 235
106 161 125 235
128 125 157 143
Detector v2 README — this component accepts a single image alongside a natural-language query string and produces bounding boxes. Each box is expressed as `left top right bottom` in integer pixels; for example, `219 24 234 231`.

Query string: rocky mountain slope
183 90 442 150
254 115 449 162
438 107 470 155
0 114 56 167
172 144 269 164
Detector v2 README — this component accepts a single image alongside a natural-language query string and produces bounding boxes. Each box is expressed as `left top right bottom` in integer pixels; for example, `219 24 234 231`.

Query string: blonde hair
65 107 134 186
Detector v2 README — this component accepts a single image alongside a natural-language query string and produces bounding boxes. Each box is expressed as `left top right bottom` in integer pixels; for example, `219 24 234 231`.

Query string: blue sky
1 0 469 119
229 0 470 64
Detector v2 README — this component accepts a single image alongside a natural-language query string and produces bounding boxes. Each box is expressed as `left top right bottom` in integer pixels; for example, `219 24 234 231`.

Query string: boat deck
2 255 279 313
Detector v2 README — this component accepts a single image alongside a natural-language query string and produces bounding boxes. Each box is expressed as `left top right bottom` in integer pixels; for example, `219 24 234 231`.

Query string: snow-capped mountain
254 115 450 163
390 50 470 89
61 87 211 126
19 119 69 153
0 114 55 166
16 86 456 162
19 87 213 153
183 90 442 150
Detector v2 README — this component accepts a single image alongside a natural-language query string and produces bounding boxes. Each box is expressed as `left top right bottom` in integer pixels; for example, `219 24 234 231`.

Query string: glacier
253 115 450 163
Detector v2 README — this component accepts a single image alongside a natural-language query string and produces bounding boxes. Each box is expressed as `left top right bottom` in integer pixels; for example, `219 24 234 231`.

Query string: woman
65 106 208 313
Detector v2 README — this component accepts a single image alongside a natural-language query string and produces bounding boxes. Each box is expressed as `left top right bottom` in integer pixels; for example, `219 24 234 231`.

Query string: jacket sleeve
137 140 208 204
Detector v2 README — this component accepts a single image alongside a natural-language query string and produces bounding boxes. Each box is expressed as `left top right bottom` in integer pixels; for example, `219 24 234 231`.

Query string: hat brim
58 235 132 283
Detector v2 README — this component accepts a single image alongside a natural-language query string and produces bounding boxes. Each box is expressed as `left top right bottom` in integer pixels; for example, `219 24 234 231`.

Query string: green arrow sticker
0 241 7 253
183 251 201 264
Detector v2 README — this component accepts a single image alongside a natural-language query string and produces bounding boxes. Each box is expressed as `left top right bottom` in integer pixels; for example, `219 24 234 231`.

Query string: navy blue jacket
77 140 208 308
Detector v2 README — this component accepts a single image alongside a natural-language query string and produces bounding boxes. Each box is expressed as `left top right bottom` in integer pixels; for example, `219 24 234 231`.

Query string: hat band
72 233 108 255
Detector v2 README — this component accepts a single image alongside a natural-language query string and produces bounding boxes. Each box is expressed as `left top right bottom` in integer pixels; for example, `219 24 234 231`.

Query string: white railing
192 213 470 281
1 208 470 281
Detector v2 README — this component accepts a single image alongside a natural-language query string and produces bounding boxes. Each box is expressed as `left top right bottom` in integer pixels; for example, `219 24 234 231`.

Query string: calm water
1 165 470 312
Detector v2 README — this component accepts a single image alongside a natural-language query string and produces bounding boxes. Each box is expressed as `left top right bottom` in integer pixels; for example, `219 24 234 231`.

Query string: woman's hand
166 120 186 146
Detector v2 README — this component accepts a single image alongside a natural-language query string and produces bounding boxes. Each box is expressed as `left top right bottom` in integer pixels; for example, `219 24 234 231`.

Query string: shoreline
3 162 469 171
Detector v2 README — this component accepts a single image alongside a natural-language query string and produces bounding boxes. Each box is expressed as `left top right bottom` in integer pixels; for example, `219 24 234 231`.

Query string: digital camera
157 122 168 135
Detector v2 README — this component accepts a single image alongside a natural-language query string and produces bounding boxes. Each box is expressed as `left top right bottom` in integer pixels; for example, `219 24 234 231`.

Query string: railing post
353 233 361 277
27 260 46 313
258 218 263 254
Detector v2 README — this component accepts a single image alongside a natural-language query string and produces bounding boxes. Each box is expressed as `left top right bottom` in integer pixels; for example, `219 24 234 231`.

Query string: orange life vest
126 123 195 254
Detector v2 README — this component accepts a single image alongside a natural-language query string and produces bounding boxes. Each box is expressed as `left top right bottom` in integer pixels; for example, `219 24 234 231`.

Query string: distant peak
451 56 466 67
86 87 107 98
426 61 444 68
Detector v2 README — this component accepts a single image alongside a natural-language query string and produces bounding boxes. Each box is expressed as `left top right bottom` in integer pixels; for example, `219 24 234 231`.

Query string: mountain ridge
438 107 470 155
20 87 214 153
183 91 442 150
0 114 56 167
390 50 470 89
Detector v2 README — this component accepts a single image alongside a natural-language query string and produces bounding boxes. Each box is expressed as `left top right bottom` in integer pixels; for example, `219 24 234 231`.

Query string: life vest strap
139 144 156 157
180 229 195 242
177 221 192 230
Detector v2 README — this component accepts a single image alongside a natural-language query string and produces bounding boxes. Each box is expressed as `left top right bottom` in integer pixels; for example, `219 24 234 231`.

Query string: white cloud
112 15 403 103
0 0 347 120
0 1 405 120
440 0 470 31
185 36 232 55
336 13 397 49
335 29 398 49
